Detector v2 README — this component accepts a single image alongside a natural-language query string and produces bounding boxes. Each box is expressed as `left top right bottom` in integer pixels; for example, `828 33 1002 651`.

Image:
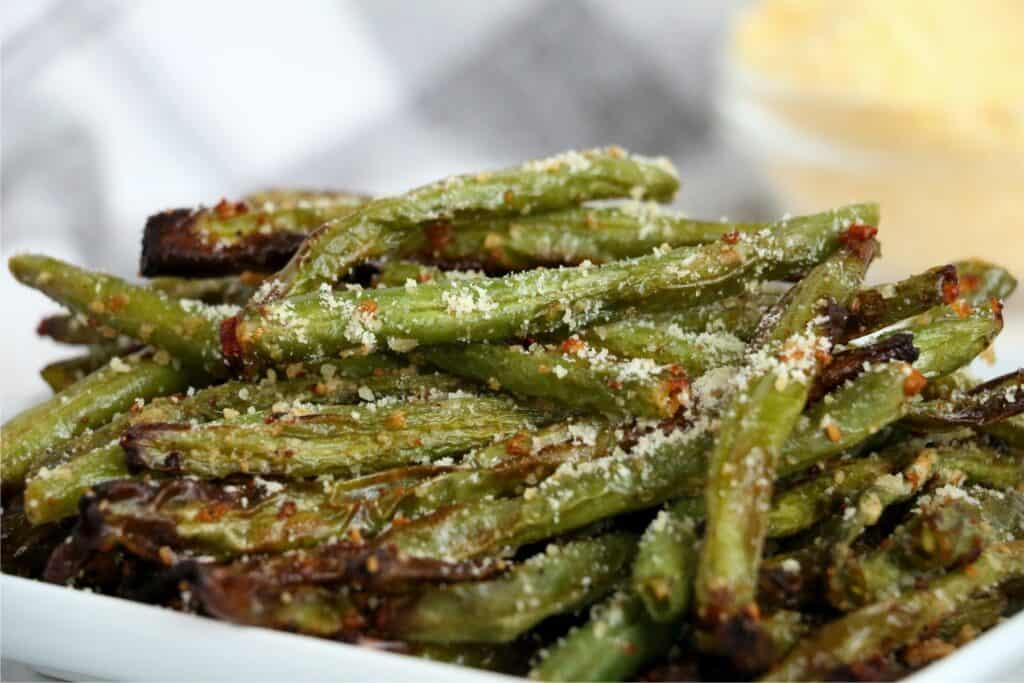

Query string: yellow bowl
717 58 1024 285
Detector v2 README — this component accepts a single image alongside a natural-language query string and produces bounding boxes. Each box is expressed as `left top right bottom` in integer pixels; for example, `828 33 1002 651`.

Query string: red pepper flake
838 224 879 260
194 501 231 523
213 198 247 219
276 501 297 519
942 279 960 304
504 432 532 457
958 272 983 294
950 299 973 319
372 367 386 377
358 299 378 315
903 368 928 396
416 270 435 283
959 273 980 294
537 364 551 374
385 410 407 429
824 424 842 443
107 293 128 312
839 224 879 244
424 222 452 251
559 338 585 354
814 348 833 366
219 316 244 366
348 528 365 544
607 379 624 390
721 230 740 245
667 376 690 397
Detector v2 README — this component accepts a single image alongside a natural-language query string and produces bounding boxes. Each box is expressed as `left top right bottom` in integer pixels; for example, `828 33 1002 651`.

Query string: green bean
768 453 904 538
394 436 612 524
146 275 262 304
954 259 1018 304
828 487 1024 610
2 352 192 486
905 369 1024 431
23 364 457 524
397 205 760 272
418 342 690 419
374 263 782 344
226 204 876 369
256 148 680 301
462 416 617 468
632 497 701 622
383 422 714 561
24 444 131 524
241 188 369 209
40 344 137 392
529 590 674 682
839 265 958 342
764 540 1024 682
932 592 1008 642
36 354 404 475
9 254 227 376
761 451 938 611
696 235 876 647
62 442 614 564
983 415 1024 448
624 287 784 341
373 261 454 288
778 363 914 477
37 277 259 351
123 396 546 479
777 296 1006 478
885 302 1003 379
140 193 367 276
36 313 123 346
579 321 746 375
931 441 1024 489
195 582 361 637
61 471 445 557
382 533 635 643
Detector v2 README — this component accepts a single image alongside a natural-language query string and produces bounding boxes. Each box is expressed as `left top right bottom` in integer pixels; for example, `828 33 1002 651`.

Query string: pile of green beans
3 147 1023 682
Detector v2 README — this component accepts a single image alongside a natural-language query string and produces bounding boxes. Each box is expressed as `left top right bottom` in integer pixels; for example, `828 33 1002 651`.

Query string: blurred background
2 0 1022 413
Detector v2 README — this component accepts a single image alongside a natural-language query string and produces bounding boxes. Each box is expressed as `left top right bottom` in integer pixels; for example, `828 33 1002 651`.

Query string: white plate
3 573 1023 682
4 326 1023 682
0 574 510 682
